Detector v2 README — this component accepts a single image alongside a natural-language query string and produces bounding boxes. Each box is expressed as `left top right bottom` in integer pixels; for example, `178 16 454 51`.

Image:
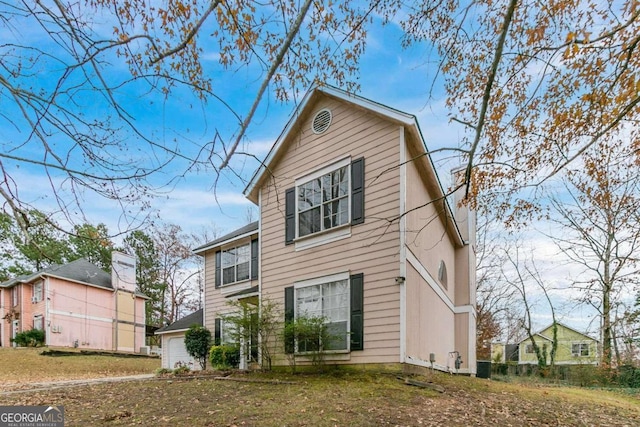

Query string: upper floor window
12 286 18 306
525 344 535 354
438 260 448 289
572 342 590 357
285 157 364 245
32 281 43 303
221 244 250 285
298 164 349 237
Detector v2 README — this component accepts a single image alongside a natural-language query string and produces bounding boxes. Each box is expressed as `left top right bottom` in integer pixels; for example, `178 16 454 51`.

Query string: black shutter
250 238 258 280
351 157 365 225
214 318 221 346
285 187 296 244
284 286 295 354
215 251 221 288
350 273 364 351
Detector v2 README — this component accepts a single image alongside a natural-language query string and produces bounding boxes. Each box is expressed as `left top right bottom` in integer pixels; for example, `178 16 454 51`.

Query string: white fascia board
192 231 256 254
243 85 418 199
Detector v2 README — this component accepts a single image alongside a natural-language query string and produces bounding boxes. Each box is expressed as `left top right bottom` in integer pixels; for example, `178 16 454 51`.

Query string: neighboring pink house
0 253 147 352
163 86 477 373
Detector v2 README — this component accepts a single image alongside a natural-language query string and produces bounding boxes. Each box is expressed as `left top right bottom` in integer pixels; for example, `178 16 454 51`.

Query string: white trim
193 230 257 254
405 355 470 374
219 242 252 286
293 271 351 353
244 85 415 198
294 156 351 243
294 271 350 289
45 277 50 346
49 309 112 324
155 328 190 336
399 126 407 364
294 226 351 251
294 156 351 186
220 280 254 296
406 249 455 311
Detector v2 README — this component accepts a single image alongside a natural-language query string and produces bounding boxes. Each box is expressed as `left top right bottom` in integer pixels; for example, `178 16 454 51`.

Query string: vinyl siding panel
202 234 259 333
260 95 402 365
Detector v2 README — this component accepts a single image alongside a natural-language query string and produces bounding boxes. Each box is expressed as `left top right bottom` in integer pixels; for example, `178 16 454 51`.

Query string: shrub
173 364 191 375
209 344 240 369
11 329 45 347
184 325 212 370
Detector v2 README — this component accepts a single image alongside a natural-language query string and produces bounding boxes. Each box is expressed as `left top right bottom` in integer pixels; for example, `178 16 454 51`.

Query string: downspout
114 288 118 351
45 277 50 347
399 126 407 363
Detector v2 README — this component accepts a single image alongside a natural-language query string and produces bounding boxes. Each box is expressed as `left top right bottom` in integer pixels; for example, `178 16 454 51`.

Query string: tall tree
122 230 163 326
154 223 200 324
68 223 114 271
548 140 640 366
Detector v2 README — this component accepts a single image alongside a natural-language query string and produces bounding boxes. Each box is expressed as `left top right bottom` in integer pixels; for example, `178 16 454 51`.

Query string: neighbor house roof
1 258 112 289
155 308 203 335
516 322 597 344
0 258 149 298
193 221 258 254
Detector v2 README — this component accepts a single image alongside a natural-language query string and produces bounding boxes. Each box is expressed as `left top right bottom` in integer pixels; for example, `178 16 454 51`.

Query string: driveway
0 374 155 396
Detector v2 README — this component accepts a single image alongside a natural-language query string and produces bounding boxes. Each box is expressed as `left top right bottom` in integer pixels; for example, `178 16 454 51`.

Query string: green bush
184 325 212 370
209 344 240 369
11 329 45 347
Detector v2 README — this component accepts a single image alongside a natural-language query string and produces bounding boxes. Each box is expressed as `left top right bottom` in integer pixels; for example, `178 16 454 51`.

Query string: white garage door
166 336 199 370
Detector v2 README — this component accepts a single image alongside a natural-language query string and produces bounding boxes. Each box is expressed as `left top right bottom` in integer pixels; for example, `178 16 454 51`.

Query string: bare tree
153 223 200 323
475 215 519 359
500 240 558 369
548 140 640 366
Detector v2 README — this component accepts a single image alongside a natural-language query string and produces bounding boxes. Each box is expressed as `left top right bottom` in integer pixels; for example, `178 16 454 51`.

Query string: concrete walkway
1 373 155 396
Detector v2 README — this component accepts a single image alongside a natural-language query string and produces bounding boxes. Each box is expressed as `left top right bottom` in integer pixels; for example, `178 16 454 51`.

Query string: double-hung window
285 273 363 354
285 157 364 245
221 244 250 285
297 165 349 237
572 343 589 357
296 278 350 351
33 314 44 331
32 281 43 303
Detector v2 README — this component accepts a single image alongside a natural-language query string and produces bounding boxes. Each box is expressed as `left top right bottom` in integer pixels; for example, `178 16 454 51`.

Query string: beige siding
203 234 259 333
260 95 402 365
405 263 456 369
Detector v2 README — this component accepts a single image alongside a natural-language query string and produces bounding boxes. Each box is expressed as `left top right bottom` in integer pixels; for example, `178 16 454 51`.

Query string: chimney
111 251 136 292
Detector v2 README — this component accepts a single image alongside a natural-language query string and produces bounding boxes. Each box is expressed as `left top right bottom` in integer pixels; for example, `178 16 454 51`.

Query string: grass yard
1 359 639 426
0 347 160 389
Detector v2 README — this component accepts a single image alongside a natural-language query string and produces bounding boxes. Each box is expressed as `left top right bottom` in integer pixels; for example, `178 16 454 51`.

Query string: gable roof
0 258 149 298
517 322 597 344
193 221 259 254
1 258 112 289
155 308 203 334
244 85 417 201
242 84 464 246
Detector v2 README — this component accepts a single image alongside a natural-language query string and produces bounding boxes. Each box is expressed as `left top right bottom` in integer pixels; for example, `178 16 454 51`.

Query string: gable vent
311 109 332 134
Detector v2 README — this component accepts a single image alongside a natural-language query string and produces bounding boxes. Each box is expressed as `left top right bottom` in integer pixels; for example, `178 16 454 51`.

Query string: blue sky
0 3 607 333
2 8 460 239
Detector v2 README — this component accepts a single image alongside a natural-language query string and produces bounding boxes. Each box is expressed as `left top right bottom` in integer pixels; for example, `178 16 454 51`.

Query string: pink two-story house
0 253 147 352
163 86 477 373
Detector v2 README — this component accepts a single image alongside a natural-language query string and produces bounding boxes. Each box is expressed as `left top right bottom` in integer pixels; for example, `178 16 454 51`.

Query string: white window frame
33 314 44 331
220 243 251 286
572 342 590 357
32 281 43 303
525 343 535 354
12 286 18 307
294 157 352 243
294 272 350 353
